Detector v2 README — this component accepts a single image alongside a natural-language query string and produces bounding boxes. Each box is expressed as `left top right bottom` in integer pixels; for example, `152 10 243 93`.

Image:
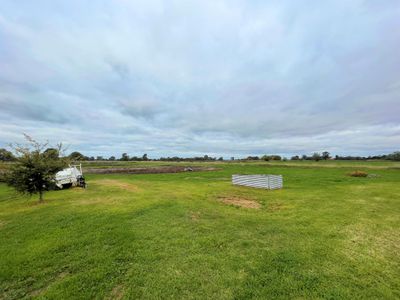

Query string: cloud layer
0 0 399 157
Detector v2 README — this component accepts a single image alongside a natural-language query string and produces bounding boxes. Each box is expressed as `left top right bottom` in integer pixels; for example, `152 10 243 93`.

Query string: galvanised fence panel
232 174 283 189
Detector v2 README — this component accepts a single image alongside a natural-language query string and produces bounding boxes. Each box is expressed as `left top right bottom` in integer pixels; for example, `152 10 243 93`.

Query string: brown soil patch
218 196 261 209
94 179 138 192
84 166 219 174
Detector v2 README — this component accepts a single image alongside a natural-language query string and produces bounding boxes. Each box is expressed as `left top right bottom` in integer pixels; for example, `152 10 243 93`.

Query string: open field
0 161 399 299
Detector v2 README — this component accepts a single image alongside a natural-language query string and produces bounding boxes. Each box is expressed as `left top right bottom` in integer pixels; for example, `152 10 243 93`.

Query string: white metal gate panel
232 174 283 189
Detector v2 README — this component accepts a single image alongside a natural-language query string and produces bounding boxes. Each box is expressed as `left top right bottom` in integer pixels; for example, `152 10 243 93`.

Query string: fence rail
232 174 283 189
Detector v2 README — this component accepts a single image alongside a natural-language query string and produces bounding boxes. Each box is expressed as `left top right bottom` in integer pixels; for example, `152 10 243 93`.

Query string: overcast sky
0 0 399 158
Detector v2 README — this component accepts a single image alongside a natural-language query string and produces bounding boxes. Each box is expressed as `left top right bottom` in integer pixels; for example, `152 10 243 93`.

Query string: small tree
69 151 86 161
4 135 68 202
0 148 16 161
312 152 321 161
270 155 282 161
44 148 60 160
387 151 400 161
322 151 330 160
261 155 270 161
120 153 129 161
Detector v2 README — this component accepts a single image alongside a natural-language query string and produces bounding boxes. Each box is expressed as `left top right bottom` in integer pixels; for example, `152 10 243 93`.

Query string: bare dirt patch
84 166 219 174
218 196 261 209
94 179 139 192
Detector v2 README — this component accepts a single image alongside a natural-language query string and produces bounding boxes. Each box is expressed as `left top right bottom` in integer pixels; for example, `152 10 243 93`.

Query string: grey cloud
0 96 69 124
118 99 164 119
0 0 399 157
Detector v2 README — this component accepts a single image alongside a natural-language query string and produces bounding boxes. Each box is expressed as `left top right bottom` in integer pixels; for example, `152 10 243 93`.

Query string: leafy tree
291 155 300 160
387 151 400 161
142 153 148 161
270 155 282 161
0 148 15 161
96 156 104 161
109 156 116 161
69 151 86 161
120 153 129 161
218 157 223 161
312 152 321 161
322 151 330 160
4 135 68 202
246 156 259 160
262 155 281 161
44 148 59 160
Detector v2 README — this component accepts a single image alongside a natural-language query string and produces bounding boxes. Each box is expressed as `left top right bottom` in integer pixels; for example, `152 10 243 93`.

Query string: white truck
55 164 86 189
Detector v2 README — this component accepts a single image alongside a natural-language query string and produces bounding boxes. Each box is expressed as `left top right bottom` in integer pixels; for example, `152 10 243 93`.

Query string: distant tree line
159 155 224 162
290 151 400 162
294 152 331 161
0 148 15 161
62 150 400 162
3 148 399 162
67 152 224 162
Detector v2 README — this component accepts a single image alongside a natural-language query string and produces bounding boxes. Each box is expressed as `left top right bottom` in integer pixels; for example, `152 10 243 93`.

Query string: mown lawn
0 162 399 299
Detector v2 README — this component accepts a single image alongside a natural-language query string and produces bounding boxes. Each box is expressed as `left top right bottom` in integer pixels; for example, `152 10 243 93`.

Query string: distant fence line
232 174 283 190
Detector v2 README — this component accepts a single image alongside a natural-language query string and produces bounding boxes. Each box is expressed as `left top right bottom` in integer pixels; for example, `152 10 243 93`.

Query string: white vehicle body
55 164 83 189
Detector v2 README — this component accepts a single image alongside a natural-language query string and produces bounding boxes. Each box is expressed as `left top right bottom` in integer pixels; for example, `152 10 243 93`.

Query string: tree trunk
39 190 43 202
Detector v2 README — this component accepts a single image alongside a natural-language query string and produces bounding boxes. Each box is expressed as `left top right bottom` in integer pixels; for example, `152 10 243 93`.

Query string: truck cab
55 164 86 189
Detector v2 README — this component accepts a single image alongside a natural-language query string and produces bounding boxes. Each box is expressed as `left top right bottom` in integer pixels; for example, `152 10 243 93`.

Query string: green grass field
0 161 399 299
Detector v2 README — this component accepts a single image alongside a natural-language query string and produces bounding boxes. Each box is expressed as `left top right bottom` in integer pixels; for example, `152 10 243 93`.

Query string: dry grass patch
190 211 201 221
107 284 124 300
29 272 70 297
218 196 261 209
343 224 400 261
267 202 286 212
93 179 139 192
0 220 6 228
71 195 123 207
